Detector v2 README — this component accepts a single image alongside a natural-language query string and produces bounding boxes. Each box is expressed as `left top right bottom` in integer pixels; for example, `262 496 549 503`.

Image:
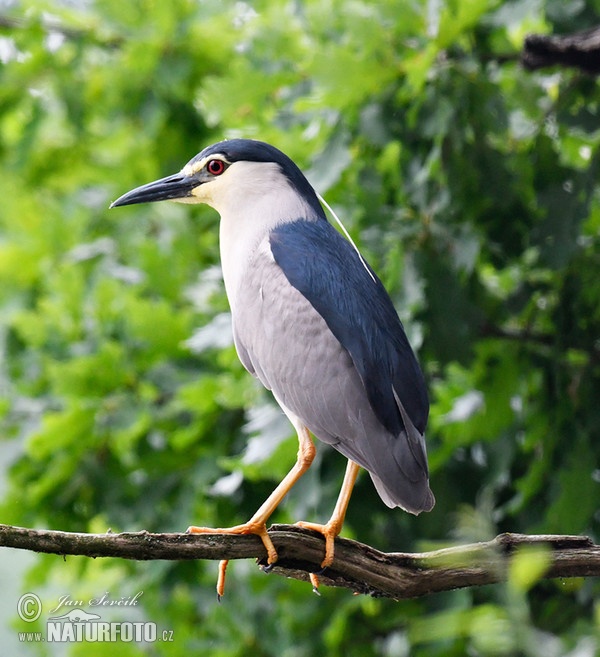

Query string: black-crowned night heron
111 139 434 596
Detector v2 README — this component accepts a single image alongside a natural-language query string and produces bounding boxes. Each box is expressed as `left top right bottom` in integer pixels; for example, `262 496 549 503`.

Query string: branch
0 14 123 48
522 26 600 74
1 523 598 598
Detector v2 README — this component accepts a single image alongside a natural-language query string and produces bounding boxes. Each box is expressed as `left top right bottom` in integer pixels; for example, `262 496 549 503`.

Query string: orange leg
188 422 316 598
296 459 360 592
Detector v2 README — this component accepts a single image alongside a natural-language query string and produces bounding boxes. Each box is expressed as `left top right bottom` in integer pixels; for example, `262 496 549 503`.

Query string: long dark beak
110 172 197 208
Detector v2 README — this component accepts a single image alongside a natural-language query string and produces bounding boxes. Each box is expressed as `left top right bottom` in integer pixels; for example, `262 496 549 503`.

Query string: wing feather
269 220 429 435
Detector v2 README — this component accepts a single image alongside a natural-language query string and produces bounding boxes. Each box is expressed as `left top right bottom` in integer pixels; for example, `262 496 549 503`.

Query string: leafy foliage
1 0 599 655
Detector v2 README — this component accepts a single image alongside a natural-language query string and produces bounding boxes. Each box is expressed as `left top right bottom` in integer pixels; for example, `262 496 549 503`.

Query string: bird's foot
187 521 278 599
295 519 339 569
295 519 342 592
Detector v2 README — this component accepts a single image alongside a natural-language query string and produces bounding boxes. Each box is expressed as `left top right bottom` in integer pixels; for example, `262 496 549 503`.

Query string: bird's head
110 139 325 220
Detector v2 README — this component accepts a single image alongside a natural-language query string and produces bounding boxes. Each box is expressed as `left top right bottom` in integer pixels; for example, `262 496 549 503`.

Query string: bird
111 138 434 596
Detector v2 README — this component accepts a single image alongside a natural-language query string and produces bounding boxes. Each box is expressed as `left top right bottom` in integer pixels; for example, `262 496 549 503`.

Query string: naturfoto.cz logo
17 592 174 644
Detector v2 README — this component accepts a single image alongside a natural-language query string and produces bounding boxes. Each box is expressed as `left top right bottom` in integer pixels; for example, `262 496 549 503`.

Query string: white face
174 156 286 213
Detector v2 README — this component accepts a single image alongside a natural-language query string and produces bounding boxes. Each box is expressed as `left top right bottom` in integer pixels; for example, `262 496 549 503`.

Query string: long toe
186 522 279 598
295 520 339 569
187 521 279 565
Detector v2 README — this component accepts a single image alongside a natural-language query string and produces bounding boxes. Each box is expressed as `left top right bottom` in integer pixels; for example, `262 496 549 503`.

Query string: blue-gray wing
230 220 433 513
270 220 429 437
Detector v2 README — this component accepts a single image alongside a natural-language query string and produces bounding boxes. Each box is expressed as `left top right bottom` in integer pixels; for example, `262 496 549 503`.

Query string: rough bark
523 26 600 74
1 523 598 599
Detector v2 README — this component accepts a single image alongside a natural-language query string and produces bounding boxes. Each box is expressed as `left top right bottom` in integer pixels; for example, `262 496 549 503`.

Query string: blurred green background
1 0 599 655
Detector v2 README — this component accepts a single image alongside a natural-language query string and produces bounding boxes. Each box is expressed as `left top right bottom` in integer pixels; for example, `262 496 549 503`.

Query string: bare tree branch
523 26 600 74
1 523 598 598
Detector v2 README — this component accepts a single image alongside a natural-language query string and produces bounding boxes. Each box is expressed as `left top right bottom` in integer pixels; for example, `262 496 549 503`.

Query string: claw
261 562 276 574
309 572 321 595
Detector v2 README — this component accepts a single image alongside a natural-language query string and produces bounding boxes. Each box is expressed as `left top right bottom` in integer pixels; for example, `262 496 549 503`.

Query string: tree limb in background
0 523 598 599
522 26 600 74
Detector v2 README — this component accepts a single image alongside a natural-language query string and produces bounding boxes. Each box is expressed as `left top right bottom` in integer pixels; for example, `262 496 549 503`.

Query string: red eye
207 159 226 176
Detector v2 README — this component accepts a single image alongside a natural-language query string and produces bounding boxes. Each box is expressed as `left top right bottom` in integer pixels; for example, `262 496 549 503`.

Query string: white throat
201 161 318 309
